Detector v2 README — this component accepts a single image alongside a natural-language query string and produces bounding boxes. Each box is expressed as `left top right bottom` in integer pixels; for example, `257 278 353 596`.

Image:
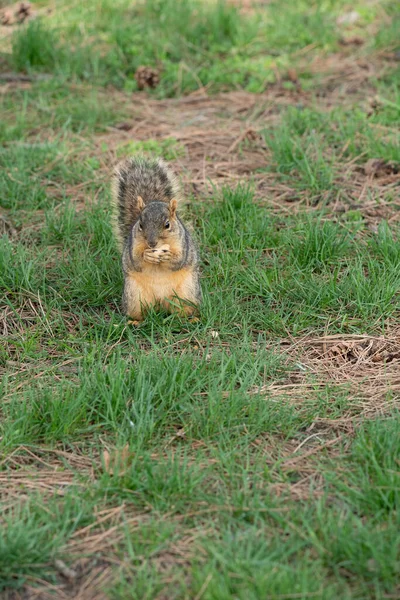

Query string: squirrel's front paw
143 249 161 264
157 244 172 262
144 245 171 264
159 249 172 262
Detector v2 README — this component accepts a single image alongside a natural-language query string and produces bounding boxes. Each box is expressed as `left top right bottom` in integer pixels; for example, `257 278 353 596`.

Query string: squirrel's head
136 197 178 249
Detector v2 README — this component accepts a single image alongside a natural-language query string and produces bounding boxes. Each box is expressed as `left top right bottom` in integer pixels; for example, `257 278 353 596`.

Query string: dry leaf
102 449 111 473
102 444 131 476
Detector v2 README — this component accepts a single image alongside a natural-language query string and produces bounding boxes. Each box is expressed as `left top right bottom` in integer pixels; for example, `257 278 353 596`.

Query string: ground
0 0 400 598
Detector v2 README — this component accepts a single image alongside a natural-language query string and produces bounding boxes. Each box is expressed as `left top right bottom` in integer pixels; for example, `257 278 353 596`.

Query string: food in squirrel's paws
151 244 170 257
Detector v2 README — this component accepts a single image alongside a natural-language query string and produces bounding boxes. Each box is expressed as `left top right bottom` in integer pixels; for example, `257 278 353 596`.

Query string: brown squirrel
112 157 201 322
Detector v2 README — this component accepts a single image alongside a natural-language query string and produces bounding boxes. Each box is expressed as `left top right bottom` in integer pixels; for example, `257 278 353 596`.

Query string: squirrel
111 157 201 322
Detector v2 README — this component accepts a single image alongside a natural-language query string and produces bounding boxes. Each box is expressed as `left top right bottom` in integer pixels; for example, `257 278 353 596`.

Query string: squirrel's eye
138 223 142 231
165 221 170 229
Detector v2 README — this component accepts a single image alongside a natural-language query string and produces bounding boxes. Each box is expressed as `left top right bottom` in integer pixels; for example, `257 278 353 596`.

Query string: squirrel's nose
147 239 157 249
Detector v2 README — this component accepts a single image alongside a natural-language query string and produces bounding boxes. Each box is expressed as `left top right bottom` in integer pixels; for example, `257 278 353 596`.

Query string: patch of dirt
90 52 398 222
22 562 113 600
261 332 400 426
98 89 272 198
0 446 95 507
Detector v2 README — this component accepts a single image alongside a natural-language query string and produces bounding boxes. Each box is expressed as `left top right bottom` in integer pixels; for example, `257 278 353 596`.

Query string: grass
0 81 127 141
1 0 400 598
116 138 186 161
1 0 396 95
263 105 400 197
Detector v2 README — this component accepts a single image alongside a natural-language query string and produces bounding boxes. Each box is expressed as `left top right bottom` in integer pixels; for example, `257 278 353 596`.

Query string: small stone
337 11 360 26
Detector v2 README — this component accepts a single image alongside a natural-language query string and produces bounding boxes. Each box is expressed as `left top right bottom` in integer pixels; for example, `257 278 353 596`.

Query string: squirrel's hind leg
163 270 201 318
122 277 144 321
180 302 199 318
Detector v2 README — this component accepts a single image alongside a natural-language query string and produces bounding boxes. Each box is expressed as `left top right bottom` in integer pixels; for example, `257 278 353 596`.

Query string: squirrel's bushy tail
111 156 181 249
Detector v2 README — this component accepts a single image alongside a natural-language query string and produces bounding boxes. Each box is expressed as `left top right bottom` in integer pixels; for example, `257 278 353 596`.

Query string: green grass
2 0 397 96
1 0 400 598
0 493 95 591
116 138 186 161
263 105 400 198
1 179 400 593
0 81 127 142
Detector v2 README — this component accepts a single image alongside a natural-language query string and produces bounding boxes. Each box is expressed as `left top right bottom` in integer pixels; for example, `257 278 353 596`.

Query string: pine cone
135 66 160 90
1 2 32 25
17 2 32 21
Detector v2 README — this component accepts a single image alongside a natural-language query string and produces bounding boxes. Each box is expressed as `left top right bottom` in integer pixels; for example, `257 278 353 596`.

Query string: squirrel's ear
137 196 145 212
169 198 178 218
